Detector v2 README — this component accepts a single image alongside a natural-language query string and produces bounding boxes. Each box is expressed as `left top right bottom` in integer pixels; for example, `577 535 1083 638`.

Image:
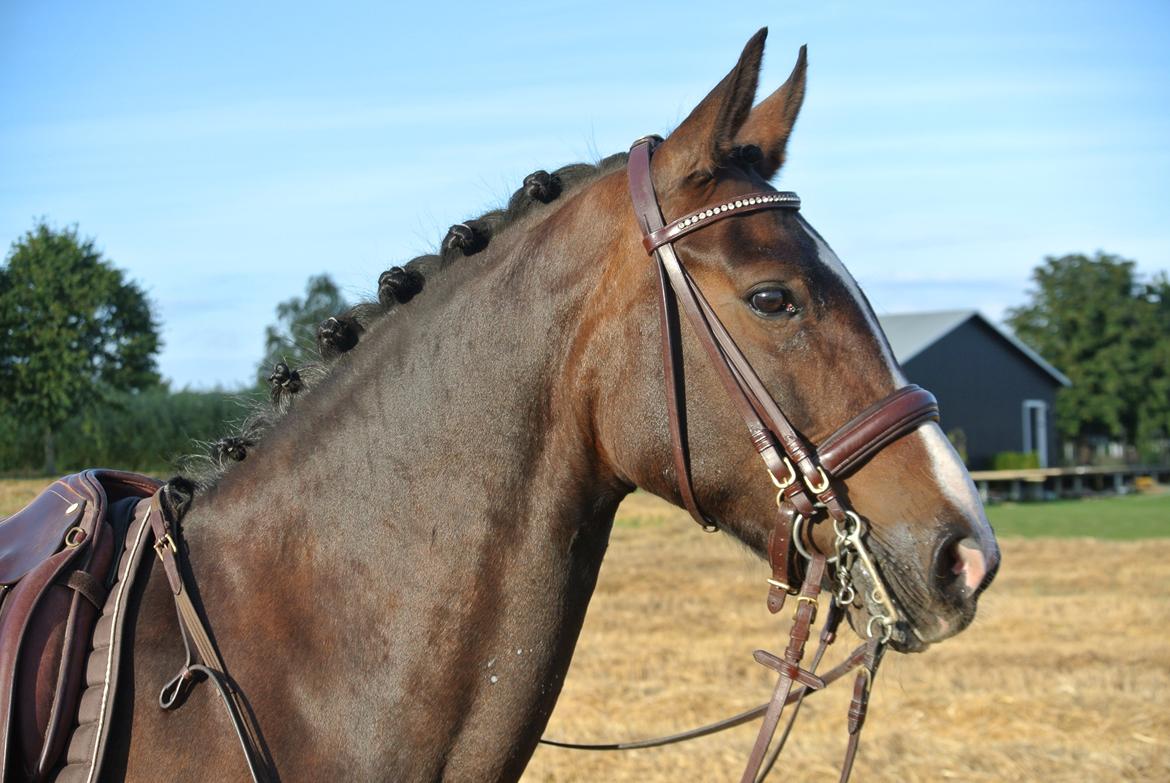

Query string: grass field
3 479 1168 780
0 478 58 516
985 492 1170 539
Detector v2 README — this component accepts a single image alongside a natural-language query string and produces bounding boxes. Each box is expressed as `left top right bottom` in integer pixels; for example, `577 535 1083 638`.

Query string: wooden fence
969 465 1170 502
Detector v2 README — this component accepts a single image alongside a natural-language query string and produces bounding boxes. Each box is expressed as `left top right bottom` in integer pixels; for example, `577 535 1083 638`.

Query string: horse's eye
748 287 798 317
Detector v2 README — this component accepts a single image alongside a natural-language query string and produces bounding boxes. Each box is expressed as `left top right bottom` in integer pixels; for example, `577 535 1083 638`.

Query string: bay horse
109 29 999 781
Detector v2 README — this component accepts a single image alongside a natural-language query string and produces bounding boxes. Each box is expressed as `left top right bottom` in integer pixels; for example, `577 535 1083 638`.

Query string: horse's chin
839 604 932 654
839 570 978 654
888 621 932 654
859 601 978 654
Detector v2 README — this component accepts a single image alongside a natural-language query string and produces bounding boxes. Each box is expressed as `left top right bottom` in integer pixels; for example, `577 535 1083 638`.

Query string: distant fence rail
969 465 1170 502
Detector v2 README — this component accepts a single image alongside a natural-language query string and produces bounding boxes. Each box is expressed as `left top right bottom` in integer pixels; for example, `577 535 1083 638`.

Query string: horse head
585 30 999 652
115 29 1005 782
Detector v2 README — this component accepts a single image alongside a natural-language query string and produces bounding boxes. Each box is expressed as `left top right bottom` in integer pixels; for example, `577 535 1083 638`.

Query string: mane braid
180 151 630 493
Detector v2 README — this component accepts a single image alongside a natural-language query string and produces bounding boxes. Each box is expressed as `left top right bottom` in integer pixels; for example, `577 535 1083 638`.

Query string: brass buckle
794 595 819 623
804 466 831 494
769 458 798 508
154 533 177 558
63 526 87 548
768 457 797 491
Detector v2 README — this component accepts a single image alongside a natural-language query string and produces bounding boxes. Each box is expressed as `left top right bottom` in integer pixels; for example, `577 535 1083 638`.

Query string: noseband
627 136 940 780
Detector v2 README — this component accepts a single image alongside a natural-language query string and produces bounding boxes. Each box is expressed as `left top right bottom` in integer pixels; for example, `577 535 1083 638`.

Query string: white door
1022 400 1049 468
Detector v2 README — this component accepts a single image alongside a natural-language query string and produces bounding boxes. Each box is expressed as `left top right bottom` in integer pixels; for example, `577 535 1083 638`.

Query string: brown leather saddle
0 471 274 783
0 134 943 783
0 470 160 783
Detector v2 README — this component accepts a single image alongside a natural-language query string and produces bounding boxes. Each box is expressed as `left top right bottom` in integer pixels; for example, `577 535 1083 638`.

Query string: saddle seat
0 470 161 783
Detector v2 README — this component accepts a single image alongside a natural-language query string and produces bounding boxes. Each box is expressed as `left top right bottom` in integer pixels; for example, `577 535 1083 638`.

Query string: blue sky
3 1 1168 389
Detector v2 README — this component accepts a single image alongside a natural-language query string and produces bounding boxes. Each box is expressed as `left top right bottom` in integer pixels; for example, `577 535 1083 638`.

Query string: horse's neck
174 204 631 778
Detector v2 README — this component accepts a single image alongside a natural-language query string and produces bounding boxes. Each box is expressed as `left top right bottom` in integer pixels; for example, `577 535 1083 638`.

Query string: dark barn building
877 311 1071 470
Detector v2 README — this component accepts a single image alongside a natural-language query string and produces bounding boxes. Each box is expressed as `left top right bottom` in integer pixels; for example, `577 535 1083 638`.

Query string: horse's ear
734 45 808 181
652 28 767 185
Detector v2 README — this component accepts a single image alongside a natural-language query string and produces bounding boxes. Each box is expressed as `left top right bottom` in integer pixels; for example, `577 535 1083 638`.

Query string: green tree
1135 274 1170 461
0 222 161 473
257 274 348 383
1007 252 1170 459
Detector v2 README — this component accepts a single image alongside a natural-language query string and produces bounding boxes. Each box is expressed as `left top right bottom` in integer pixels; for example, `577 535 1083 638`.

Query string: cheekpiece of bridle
625 135 941 781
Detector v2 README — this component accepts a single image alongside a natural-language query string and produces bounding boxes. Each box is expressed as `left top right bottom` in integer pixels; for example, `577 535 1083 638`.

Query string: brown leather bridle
583 136 941 781
149 134 944 783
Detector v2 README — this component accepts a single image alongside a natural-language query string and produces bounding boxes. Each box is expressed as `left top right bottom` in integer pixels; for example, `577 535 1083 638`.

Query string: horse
103 28 998 781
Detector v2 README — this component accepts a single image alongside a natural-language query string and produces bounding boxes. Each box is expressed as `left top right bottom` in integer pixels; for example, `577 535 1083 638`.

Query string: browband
643 191 800 253
627 136 939 530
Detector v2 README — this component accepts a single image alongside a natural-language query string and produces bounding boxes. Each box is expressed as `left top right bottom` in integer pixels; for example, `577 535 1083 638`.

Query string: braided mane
173 152 631 499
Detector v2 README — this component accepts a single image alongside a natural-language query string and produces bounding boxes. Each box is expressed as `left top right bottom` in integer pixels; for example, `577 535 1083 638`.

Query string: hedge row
0 387 253 475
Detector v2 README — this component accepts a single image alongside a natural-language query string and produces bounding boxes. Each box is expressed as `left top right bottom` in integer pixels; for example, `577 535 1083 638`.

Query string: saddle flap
0 483 88 585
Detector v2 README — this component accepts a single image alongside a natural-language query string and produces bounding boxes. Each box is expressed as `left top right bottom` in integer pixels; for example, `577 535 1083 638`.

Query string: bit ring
791 514 839 564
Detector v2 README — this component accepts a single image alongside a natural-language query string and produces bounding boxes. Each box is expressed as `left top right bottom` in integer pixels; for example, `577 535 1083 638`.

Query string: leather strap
653 257 717 530
838 637 884 782
739 554 826 783
147 495 277 783
63 570 108 609
818 385 939 477
628 139 941 535
537 634 868 753
629 139 822 530
643 191 800 252
616 136 941 782
542 135 939 779
755 601 843 782
765 505 798 614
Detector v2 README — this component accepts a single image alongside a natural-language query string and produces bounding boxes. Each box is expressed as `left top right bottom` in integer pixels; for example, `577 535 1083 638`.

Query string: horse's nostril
951 537 988 592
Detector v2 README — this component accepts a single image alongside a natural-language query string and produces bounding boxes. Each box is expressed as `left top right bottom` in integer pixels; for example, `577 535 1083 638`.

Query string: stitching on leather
84 503 153 783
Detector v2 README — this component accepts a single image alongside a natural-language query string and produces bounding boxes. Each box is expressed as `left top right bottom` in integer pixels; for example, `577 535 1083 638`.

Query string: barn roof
876 309 1072 387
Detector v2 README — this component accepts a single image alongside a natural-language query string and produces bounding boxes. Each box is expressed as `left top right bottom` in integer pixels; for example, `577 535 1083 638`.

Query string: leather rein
144 135 942 783
539 137 942 783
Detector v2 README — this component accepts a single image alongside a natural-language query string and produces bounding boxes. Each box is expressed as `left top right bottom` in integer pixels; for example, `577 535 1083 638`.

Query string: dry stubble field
4 480 1167 781
526 493 1170 782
